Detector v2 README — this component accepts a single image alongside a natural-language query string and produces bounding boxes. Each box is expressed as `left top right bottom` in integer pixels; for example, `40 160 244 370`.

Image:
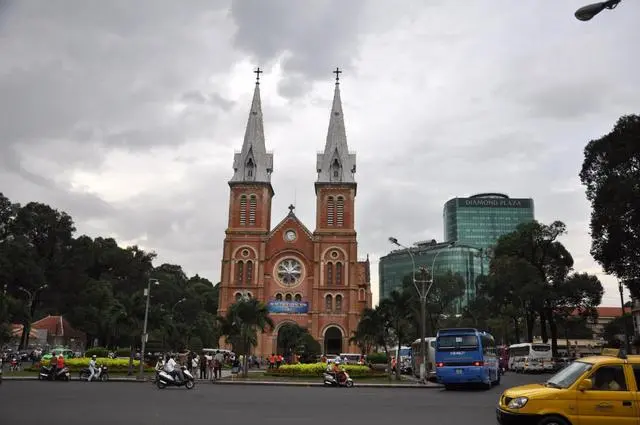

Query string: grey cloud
230 0 388 96
181 90 235 111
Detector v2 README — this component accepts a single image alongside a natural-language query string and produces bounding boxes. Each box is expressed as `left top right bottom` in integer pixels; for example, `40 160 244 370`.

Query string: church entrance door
323 326 343 355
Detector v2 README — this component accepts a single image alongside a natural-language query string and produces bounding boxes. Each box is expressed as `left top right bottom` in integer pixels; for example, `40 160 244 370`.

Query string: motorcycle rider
164 354 184 383
87 355 97 381
331 360 346 384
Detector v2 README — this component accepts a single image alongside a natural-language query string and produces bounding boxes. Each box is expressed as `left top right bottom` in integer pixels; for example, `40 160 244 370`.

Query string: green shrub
27 357 154 373
116 348 132 357
265 362 381 378
85 347 109 358
366 353 388 364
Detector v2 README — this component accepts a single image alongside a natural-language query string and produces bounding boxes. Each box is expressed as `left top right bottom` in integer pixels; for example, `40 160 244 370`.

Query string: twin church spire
230 68 356 186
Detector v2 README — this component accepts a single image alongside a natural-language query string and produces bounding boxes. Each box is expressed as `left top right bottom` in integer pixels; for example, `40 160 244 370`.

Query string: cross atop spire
333 67 342 84
254 67 263 84
288 204 295 214
230 73 273 184
316 73 356 185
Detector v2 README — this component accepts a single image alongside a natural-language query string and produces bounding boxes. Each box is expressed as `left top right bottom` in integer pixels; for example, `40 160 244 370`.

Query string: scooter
323 370 354 388
156 366 195 390
79 364 109 381
39 365 71 381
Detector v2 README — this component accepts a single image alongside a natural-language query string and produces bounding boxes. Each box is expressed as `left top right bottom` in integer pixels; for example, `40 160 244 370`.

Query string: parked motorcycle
79 364 109 381
156 366 195 390
323 370 354 388
39 365 71 381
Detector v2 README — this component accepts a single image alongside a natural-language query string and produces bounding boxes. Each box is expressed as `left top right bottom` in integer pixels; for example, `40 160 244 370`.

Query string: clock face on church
276 258 303 287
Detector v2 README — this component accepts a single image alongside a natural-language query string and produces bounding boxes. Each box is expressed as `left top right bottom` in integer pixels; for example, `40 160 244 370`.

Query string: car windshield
546 361 592 388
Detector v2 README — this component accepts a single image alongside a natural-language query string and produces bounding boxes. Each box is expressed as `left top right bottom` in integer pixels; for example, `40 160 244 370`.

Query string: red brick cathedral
217 71 372 356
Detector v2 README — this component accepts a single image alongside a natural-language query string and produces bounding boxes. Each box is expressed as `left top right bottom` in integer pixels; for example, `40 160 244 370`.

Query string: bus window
437 335 478 351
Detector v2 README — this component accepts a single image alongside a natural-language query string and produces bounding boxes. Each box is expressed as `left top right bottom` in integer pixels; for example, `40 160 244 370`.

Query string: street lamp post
618 281 631 354
575 0 621 21
139 278 159 379
18 284 48 349
388 238 456 382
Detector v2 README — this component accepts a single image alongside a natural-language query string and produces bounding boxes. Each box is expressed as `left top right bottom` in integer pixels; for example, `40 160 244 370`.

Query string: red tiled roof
596 306 631 317
11 324 40 338
570 306 630 318
31 315 85 339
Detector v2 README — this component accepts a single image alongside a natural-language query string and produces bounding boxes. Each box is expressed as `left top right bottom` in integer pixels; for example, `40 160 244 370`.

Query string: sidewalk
2 369 233 382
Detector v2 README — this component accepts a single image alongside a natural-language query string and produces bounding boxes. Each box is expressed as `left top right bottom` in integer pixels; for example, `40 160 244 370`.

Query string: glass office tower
443 193 535 250
378 240 482 314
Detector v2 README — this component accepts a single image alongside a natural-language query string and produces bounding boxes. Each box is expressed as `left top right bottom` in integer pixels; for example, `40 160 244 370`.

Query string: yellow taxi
497 348 640 425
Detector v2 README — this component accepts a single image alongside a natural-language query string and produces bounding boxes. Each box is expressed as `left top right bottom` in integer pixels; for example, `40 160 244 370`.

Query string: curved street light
388 238 456 382
139 278 160 379
575 0 621 21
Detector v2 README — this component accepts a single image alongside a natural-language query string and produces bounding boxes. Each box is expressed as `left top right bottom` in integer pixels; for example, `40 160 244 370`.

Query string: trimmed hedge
265 362 382 378
27 357 155 373
366 353 388 364
85 347 109 358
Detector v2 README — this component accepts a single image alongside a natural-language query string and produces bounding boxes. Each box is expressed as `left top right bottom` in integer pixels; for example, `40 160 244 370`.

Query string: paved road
1 372 552 425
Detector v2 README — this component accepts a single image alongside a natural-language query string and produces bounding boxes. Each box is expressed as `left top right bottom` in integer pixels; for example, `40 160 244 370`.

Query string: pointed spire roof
230 75 273 184
316 73 356 184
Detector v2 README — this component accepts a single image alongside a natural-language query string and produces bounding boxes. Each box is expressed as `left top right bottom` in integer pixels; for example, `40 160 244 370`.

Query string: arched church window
336 197 344 227
239 195 247 225
235 292 242 302
335 295 343 312
236 261 244 285
249 195 257 225
331 158 341 180
275 293 283 301
335 262 343 286
294 294 302 302
326 263 333 286
358 288 365 301
327 196 335 226
285 293 292 302
245 261 253 285
246 158 255 179
325 294 333 312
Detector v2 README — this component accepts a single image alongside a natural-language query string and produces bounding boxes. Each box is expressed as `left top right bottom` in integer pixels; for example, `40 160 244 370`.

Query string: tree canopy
0 192 219 352
580 114 640 299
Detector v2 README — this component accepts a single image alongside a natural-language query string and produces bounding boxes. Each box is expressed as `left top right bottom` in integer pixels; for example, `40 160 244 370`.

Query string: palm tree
380 290 413 380
353 306 394 380
217 298 274 377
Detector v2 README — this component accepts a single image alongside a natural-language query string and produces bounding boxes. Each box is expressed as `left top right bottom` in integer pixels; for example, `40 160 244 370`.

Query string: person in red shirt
56 354 65 369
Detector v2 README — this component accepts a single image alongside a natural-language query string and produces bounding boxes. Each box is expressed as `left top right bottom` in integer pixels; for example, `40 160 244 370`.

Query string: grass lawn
222 373 417 385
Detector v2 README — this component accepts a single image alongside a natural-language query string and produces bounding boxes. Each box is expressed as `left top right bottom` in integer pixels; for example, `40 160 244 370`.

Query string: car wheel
536 415 570 425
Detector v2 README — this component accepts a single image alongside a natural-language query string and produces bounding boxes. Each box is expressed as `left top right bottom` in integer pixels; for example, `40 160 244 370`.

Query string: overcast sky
1 0 638 306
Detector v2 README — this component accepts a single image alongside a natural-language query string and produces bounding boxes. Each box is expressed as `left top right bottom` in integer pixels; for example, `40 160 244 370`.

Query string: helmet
92 355 97 359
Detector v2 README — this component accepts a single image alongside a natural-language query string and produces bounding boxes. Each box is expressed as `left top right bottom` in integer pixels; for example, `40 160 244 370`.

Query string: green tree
217 298 274 377
379 290 413 380
491 221 578 355
277 322 306 356
580 114 640 299
602 314 634 347
352 306 395 379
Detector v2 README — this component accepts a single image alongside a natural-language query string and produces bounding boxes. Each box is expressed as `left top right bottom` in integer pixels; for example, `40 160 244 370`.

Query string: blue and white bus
435 328 500 389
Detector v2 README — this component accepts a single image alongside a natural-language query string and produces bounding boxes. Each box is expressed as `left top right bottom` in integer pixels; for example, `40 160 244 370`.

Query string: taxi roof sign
601 347 627 359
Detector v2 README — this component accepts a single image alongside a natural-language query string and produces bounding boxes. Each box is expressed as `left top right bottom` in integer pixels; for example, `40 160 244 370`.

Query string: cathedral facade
217 72 372 356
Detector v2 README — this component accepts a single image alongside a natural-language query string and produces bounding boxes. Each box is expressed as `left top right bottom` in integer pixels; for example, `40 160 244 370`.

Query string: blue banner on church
267 301 309 314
